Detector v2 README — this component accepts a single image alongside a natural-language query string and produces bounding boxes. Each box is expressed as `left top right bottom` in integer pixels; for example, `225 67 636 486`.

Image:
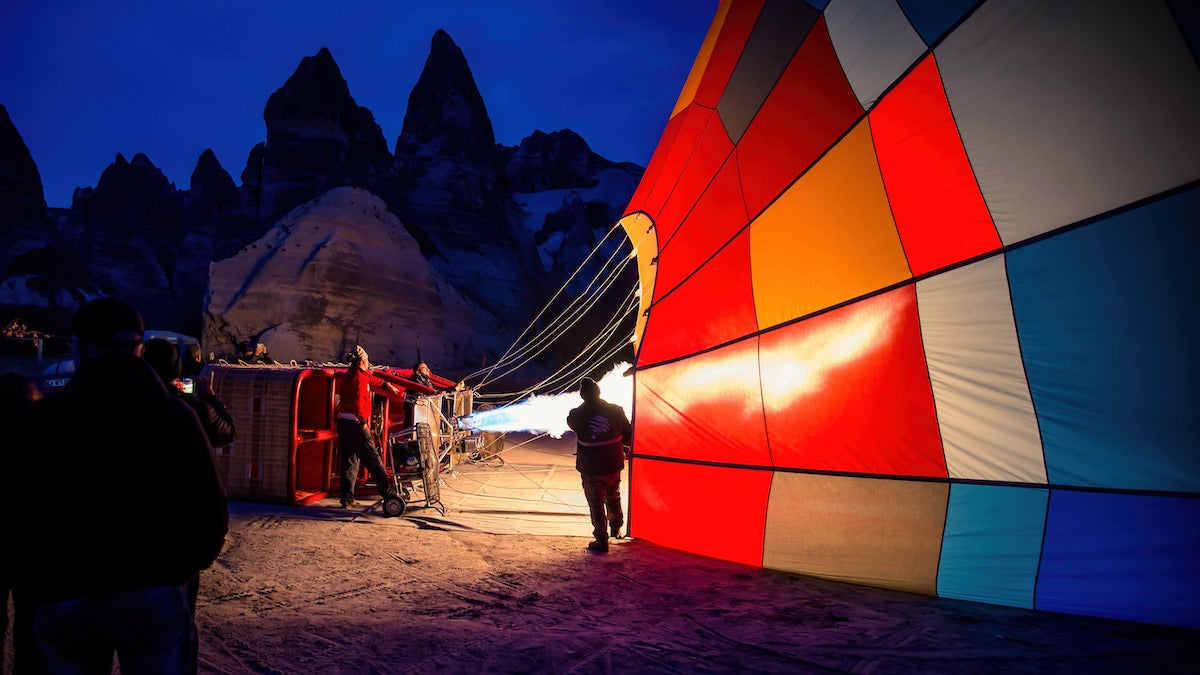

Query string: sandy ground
6 434 1198 673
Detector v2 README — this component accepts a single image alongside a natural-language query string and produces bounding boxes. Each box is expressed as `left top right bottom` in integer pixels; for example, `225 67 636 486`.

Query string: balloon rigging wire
468 223 628 384
470 222 639 392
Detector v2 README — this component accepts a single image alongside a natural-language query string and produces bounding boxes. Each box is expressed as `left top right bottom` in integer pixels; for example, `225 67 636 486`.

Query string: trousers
337 418 393 502
581 472 623 541
32 583 196 674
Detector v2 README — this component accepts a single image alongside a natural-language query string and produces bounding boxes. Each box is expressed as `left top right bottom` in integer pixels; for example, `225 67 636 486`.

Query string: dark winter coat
180 390 236 448
566 397 632 476
3 354 229 603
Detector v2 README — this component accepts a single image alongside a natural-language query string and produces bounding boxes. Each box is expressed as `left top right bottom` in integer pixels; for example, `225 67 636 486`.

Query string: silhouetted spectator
0 372 40 674
143 337 236 619
181 343 205 378
2 298 228 674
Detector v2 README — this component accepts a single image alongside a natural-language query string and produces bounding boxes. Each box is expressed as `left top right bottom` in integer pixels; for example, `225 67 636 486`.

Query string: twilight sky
0 0 717 208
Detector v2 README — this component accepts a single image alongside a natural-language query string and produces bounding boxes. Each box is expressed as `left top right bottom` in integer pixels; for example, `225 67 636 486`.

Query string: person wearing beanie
566 377 632 553
335 345 402 509
2 298 228 673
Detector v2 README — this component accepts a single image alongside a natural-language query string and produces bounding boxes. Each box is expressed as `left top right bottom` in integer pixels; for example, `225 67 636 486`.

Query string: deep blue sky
0 1 717 208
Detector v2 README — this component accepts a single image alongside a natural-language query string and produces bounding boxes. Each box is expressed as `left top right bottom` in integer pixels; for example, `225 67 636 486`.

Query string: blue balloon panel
1008 186 1200 491
1037 490 1200 628
938 484 1047 608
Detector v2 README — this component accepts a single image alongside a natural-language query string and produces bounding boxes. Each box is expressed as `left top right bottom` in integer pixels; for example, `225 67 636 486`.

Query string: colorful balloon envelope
620 0 1200 629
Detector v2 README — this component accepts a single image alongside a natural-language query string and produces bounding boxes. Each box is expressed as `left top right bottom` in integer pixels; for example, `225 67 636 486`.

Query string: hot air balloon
619 0 1200 629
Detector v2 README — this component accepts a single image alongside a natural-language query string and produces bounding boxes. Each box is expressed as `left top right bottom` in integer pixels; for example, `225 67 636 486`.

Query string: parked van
38 330 201 392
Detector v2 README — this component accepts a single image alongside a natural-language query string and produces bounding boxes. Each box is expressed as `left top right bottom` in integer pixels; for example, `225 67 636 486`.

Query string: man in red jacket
337 345 402 508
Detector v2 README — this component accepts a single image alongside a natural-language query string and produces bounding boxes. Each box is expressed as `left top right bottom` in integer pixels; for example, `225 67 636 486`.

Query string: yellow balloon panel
619 213 658 350
750 120 911 329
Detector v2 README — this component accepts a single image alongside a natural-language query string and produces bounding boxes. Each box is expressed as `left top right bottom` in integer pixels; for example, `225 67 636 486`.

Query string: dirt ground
193 503 1198 675
5 433 1197 674
189 434 1196 674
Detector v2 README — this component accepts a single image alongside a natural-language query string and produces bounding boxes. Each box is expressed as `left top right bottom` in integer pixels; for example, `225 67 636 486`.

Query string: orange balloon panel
634 337 770 466
654 158 748 299
630 457 772 567
762 472 948 595
639 229 757 366
870 54 1001 276
734 16 865 219
671 0 734 118
750 120 912 329
759 286 946 477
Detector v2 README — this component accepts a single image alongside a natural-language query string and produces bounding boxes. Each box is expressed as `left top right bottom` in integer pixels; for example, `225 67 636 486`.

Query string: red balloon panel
625 108 688 218
654 115 736 249
641 106 718 223
760 286 946 477
654 159 748 299
640 229 757 366
635 335 771 465
693 0 768 108
870 54 1001 276
630 457 772 567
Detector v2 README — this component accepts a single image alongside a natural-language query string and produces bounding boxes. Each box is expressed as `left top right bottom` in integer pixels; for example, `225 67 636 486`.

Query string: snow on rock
515 167 641 273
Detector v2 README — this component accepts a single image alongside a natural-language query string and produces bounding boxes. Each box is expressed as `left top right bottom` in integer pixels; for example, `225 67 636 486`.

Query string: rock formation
241 48 397 228
0 104 47 226
0 30 644 379
205 187 485 367
0 103 51 273
391 30 540 334
63 153 201 332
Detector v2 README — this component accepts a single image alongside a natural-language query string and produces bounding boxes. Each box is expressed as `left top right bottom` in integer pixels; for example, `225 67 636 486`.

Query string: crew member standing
337 345 402 509
566 377 632 553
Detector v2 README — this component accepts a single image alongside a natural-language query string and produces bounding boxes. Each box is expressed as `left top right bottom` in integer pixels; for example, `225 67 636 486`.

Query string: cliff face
205 187 485 367
0 31 642 376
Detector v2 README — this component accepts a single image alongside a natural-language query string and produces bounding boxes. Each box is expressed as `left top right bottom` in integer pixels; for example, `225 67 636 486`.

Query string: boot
587 539 608 553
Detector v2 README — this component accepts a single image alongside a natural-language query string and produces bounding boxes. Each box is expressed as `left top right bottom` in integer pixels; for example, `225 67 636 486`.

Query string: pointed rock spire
0 103 48 225
395 29 497 161
191 149 236 200
246 47 395 224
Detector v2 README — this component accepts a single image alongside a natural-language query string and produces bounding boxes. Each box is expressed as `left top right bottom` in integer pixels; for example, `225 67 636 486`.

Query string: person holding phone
143 339 236 448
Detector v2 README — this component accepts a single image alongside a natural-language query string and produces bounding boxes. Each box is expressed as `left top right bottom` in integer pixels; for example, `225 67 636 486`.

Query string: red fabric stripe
870 55 1001 275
